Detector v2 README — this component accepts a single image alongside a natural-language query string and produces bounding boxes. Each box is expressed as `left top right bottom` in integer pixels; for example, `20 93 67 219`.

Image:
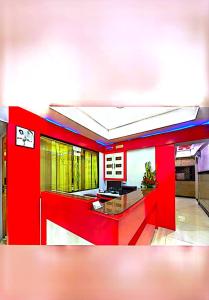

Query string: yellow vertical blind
40 136 98 192
85 150 92 190
92 152 98 189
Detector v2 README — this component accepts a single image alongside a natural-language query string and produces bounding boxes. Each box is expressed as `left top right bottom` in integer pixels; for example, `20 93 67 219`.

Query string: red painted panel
155 144 176 230
128 189 157 245
7 122 41 245
41 192 118 245
118 200 145 244
7 107 105 245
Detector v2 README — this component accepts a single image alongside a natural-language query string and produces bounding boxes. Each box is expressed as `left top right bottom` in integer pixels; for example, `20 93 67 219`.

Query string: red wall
7 107 105 245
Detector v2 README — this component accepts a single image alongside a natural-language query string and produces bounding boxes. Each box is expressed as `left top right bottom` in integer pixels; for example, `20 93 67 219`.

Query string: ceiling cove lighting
96 140 114 147
45 117 80 134
139 120 209 138
96 140 108 146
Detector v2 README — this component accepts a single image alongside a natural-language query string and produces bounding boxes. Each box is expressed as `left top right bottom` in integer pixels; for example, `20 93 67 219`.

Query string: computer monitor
107 181 122 192
121 185 137 195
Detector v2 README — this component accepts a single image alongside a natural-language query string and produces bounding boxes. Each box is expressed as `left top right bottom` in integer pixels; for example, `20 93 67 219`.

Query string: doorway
152 139 209 245
175 139 209 200
0 121 7 243
174 139 209 245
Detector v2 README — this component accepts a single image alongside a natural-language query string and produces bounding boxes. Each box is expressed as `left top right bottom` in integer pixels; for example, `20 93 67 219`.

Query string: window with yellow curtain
40 136 99 192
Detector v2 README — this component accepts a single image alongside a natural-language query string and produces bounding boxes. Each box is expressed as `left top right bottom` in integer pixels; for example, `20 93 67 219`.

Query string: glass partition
40 136 99 192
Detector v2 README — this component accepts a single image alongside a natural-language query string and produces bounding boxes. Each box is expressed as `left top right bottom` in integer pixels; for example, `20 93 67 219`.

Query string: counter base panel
41 190 158 245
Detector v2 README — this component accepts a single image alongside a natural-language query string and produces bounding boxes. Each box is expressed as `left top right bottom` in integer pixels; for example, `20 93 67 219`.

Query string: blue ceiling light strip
106 146 114 150
64 126 80 134
96 140 108 146
96 140 114 147
139 125 195 138
45 117 80 134
139 120 209 139
162 124 196 133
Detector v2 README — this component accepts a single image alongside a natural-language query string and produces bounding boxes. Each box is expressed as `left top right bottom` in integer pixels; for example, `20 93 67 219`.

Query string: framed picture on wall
16 126 35 148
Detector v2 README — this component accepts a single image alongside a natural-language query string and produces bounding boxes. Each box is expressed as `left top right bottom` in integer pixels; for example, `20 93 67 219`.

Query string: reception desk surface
52 189 153 218
95 189 145 215
47 191 97 201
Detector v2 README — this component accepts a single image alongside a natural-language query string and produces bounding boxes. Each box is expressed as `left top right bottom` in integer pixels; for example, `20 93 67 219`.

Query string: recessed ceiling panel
51 106 199 140
79 107 179 130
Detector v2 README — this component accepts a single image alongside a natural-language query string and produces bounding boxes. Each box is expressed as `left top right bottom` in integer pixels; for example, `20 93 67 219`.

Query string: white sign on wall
92 201 102 210
16 126 35 148
73 146 81 152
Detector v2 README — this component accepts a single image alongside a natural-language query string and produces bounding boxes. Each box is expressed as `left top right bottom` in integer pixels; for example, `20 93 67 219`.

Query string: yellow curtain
40 137 99 192
73 151 82 191
91 152 98 189
68 145 73 192
85 151 92 190
57 142 69 192
51 140 57 190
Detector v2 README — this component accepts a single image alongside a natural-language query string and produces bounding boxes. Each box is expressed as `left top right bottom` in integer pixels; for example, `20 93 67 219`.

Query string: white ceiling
0 0 209 113
51 106 199 140
79 107 179 130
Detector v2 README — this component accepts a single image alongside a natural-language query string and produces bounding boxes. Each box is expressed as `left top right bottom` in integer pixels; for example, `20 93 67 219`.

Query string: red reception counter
41 189 158 245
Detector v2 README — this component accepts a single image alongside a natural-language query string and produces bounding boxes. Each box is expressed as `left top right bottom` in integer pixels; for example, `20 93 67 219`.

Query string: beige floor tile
165 237 193 246
166 228 209 245
151 197 209 246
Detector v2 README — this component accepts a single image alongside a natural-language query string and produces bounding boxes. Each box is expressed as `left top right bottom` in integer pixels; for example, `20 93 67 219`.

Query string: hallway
152 197 209 245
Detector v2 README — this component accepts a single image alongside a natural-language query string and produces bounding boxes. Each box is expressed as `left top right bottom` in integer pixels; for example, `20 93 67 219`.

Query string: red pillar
7 110 41 245
155 144 176 230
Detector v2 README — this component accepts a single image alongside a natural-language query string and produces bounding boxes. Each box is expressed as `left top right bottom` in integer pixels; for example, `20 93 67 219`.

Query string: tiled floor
151 197 209 246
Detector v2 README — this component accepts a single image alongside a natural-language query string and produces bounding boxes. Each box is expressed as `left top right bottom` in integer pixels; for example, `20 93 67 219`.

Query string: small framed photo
16 126 35 148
